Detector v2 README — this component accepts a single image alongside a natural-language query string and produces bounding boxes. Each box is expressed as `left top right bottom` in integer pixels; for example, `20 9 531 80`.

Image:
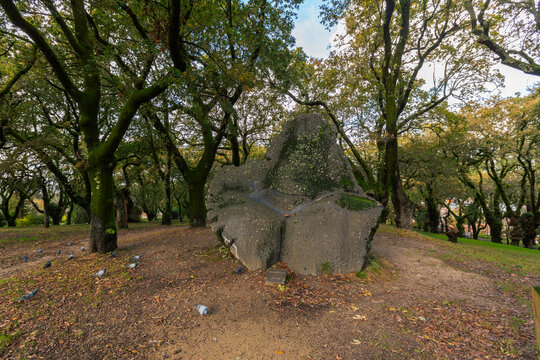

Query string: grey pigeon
127 262 138 269
92 268 106 277
109 251 118 258
234 266 243 274
23 255 28 262
43 260 51 269
195 304 209 315
81 246 85 251
131 255 141 261
56 249 61 255
14 288 39 302
37 248 42 254
68 254 74 260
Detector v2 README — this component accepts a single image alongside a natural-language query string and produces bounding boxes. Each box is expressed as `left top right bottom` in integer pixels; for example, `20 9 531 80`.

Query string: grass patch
337 194 377 211
386 227 540 277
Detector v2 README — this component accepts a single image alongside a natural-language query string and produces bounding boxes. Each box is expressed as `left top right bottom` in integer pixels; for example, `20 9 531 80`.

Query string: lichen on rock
207 113 382 275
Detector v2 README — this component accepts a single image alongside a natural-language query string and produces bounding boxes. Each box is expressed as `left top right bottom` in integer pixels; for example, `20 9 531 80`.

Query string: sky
291 0 539 98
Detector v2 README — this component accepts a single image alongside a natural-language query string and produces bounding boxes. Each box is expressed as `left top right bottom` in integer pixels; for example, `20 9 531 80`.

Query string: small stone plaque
266 269 287 285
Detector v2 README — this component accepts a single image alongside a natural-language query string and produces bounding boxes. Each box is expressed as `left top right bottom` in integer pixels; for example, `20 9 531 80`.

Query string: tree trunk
176 198 183 222
161 153 172 225
508 215 522 246
6 216 16 227
392 177 415 229
484 212 503 243
520 212 536 248
426 201 439 233
66 202 73 225
456 218 465 237
88 164 117 253
115 188 129 229
43 200 50 228
188 181 206 227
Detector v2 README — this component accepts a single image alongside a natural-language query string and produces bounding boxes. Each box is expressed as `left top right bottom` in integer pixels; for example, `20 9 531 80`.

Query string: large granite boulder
207 114 382 275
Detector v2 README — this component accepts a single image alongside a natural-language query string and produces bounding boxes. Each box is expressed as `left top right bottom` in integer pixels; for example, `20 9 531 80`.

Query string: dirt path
0 224 537 359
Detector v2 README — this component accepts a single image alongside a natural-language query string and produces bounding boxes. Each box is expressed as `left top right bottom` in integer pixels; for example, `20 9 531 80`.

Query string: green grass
416 230 538 253
413 229 540 277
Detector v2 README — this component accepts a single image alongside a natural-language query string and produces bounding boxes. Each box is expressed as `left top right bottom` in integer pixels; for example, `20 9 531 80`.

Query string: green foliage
320 261 333 274
356 255 382 278
15 213 44 227
337 194 377 211
71 205 89 225
105 228 116 235
0 329 20 350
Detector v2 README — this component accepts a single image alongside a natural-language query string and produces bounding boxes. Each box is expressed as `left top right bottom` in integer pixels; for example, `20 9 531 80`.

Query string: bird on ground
234 266 244 274
131 255 141 261
93 268 106 277
23 255 28 262
56 249 61 255
109 251 118 258
43 261 51 269
67 242 73 246
127 262 138 269
68 254 74 260
14 288 39 302
37 248 42 254
81 246 85 251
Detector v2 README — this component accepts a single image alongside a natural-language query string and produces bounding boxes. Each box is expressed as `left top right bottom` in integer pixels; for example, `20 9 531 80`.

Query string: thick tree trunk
88 164 117 253
485 213 503 243
188 181 206 227
520 212 536 248
508 215 522 246
6 216 16 227
392 177 415 229
426 201 439 233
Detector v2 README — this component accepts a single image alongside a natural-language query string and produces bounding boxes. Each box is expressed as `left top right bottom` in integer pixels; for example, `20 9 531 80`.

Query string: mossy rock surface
206 113 382 274
337 194 378 211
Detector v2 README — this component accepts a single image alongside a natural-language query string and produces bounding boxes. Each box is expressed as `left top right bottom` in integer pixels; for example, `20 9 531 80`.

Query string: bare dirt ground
0 223 538 359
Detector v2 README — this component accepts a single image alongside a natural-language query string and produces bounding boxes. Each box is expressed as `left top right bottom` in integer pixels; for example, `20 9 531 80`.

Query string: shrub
15 213 44 227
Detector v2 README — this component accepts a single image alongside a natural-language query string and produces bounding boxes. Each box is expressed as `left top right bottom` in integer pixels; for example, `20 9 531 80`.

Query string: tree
464 0 540 75
285 0 499 228
0 0 167 252
150 0 299 227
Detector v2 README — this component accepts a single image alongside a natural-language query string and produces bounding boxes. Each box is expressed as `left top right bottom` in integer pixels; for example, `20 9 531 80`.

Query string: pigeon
43 260 51 269
14 288 39 302
22 255 28 262
92 268 106 277
81 246 85 251
68 254 74 260
37 248 42 254
56 249 61 255
127 262 138 269
131 255 142 261
67 242 73 246
234 266 244 274
109 251 118 258
195 304 209 315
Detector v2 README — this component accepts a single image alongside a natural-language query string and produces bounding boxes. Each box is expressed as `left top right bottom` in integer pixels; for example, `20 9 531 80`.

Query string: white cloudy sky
291 0 539 98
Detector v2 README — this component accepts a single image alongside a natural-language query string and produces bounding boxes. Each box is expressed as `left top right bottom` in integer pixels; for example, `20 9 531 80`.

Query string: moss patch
337 194 377 211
